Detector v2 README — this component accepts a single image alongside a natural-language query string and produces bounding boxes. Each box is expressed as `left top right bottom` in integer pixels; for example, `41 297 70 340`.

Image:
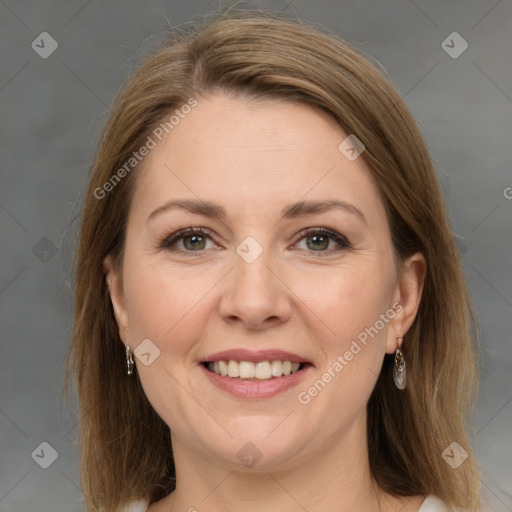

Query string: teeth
271 360 282 377
239 361 255 378
219 360 228 376
227 360 240 378
254 361 271 379
206 360 304 379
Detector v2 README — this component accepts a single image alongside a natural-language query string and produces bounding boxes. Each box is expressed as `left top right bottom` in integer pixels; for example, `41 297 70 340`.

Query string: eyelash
158 226 351 256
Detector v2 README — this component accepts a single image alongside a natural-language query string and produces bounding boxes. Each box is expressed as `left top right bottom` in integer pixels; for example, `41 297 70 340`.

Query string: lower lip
200 364 312 399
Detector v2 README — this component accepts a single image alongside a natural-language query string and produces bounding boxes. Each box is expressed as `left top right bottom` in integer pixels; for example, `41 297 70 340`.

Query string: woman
65 9 481 512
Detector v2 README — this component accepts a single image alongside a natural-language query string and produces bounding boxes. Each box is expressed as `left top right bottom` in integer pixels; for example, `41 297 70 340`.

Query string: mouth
199 355 313 399
201 359 312 380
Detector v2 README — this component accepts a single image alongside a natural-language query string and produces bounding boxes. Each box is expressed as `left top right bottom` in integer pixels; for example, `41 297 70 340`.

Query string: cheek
122 258 213 355
300 258 394 347
295 262 394 426
121 261 217 434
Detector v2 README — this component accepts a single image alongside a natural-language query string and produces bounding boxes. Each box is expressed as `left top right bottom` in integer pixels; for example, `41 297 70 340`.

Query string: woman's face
105 93 424 471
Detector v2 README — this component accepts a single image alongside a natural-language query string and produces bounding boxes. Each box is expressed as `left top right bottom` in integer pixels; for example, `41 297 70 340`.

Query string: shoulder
121 495 459 512
418 495 457 511
119 499 150 512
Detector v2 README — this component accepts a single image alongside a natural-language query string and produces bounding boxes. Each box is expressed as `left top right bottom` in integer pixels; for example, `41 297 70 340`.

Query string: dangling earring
393 336 406 390
126 345 134 376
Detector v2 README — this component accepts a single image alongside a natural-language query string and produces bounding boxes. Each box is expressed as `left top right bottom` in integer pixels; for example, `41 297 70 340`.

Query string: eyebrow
146 198 367 225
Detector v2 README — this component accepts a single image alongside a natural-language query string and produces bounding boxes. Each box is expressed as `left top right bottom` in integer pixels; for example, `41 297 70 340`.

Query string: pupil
183 234 329 251
186 235 204 249
308 235 328 250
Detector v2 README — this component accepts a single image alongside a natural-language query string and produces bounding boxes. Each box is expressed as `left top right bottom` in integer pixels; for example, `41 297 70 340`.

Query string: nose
218 244 292 330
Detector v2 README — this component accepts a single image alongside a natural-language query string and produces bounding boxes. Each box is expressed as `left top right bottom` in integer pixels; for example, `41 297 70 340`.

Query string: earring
126 345 134 376
393 336 406 390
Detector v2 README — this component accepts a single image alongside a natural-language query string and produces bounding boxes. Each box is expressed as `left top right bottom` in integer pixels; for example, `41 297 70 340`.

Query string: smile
204 360 305 379
200 359 312 399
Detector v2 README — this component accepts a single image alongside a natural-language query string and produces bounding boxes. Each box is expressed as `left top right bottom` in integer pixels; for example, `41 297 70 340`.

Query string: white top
419 495 453 511
121 494 452 512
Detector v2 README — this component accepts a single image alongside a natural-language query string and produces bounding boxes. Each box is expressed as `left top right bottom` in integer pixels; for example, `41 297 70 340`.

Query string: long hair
64 9 481 511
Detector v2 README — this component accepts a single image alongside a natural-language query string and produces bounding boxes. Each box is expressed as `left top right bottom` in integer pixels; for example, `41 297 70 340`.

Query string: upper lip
200 349 312 365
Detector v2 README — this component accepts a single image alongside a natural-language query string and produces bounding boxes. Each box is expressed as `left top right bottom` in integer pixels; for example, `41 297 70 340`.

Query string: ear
103 254 130 345
385 252 426 354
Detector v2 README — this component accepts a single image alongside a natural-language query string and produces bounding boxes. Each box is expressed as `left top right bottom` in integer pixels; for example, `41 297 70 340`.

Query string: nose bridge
232 234 275 294
219 234 289 326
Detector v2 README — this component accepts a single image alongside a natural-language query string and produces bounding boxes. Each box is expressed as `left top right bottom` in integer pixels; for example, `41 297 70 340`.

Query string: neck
166 415 395 512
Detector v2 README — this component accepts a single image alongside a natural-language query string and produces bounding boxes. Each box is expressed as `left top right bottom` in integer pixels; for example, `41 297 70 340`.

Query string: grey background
1 0 511 510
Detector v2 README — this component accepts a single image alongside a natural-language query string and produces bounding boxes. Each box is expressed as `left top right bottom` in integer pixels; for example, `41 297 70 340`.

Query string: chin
198 423 314 473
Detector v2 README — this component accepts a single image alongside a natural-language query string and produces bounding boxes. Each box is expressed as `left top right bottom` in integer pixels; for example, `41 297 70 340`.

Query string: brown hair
64 8 481 511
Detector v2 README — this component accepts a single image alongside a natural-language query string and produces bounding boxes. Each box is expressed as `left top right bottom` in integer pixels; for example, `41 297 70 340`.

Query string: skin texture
105 94 426 512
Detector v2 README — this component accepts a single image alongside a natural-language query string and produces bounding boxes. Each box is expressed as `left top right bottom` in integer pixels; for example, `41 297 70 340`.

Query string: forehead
128 94 386 228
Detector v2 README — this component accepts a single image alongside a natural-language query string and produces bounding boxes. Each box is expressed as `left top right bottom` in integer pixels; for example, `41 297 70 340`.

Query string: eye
294 227 351 253
158 226 351 255
158 227 217 253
